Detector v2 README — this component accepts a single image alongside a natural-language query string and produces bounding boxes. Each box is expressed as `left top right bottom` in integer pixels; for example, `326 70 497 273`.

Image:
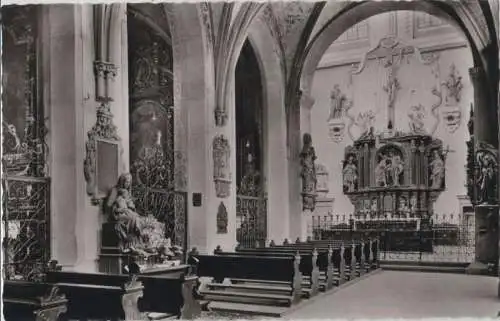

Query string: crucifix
383 63 400 130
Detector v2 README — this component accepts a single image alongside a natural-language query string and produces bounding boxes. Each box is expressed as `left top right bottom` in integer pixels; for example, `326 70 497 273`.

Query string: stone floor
285 271 499 319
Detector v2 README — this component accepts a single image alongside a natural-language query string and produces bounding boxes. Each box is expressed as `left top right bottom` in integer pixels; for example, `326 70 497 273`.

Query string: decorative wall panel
2 6 51 281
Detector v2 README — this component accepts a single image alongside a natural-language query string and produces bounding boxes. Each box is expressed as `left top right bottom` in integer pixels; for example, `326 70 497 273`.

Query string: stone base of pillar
301 210 313 242
465 261 493 276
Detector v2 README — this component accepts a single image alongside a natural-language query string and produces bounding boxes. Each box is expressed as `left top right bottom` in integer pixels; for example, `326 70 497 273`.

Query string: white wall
310 11 473 222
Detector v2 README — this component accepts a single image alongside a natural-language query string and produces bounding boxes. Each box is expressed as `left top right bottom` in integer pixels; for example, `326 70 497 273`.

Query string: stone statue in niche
429 150 445 189
342 154 358 193
408 104 426 134
300 133 317 211
476 150 498 205
212 135 231 198
370 198 378 217
216 202 228 234
442 63 463 106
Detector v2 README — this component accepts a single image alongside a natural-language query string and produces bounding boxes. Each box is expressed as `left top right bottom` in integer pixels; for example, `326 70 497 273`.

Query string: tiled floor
286 271 499 319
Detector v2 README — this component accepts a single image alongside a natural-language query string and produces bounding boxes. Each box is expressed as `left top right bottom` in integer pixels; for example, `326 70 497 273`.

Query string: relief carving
442 63 463 106
300 133 317 211
375 146 404 187
174 151 188 191
408 103 426 134
216 202 228 234
213 134 231 198
327 85 352 143
84 102 122 203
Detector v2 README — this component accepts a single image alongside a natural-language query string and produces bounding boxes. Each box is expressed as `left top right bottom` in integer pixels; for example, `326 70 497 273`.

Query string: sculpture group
103 173 183 261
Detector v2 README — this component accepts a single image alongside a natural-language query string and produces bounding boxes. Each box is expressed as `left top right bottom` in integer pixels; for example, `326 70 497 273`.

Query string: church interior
2 1 500 319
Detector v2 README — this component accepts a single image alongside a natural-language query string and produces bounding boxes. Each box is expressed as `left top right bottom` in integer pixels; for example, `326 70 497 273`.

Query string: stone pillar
466 66 499 276
299 92 316 241
167 3 237 254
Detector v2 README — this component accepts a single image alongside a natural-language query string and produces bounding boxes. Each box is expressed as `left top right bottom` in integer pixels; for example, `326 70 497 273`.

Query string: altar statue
342 155 358 193
375 155 388 187
391 154 404 186
429 150 445 189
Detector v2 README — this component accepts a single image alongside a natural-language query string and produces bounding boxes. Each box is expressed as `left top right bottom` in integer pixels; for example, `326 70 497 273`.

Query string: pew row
46 268 201 321
188 253 303 308
3 280 68 321
215 247 322 296
233 246 342 290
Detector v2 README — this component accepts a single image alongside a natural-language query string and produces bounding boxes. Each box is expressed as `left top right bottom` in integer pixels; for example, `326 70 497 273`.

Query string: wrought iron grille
3 177 51 280
311 213 475 263
131 187 188 255
236 195 267 248
2 6 51 281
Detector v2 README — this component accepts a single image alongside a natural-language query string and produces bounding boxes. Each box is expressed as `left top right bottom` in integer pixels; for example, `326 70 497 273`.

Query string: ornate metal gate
127 10 187 254
2 5 51 280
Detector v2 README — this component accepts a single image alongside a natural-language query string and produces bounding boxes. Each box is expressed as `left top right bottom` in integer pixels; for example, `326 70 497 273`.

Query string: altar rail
310 213 475 263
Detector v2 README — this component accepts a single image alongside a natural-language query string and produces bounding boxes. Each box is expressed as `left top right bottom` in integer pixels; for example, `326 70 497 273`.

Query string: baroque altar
342 129 447 250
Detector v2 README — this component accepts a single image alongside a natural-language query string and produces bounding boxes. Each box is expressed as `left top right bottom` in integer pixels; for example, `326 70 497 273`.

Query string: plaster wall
310 12 473 224
45 4 130 271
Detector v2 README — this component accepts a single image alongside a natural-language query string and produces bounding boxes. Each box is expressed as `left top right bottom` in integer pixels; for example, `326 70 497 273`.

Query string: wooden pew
3 280 68 321
271 241 356 281
118 261 202 320
46 271 144 321
139 272 202 320
219 246 322 296
188 252 303 307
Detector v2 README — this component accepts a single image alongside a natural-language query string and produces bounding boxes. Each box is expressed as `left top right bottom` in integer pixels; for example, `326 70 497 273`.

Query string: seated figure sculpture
103 173 184 262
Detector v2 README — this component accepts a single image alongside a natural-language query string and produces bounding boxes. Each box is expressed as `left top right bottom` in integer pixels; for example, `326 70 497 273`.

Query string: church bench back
3 281 68 321
189 254 303 303
46 271 143 321
139 274 201 319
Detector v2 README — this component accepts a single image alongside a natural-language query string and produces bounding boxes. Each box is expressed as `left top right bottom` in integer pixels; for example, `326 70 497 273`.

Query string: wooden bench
271 241 356 280
139 273 202 320
3 280 68 321
219 247 322 296
188 252 302 307
46 271 144 321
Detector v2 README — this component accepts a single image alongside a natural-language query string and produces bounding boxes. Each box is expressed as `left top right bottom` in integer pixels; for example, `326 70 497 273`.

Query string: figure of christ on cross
383 65 400 129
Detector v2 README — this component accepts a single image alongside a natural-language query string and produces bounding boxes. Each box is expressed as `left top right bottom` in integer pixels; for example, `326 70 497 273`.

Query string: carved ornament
213 134 231 198
199 2 214 50
217 202 228 234
315 163 329 196
94 61 118 80
84 102 122 204
441 63 463 106
300 133 317 211
408 104 426 134
474 141 498 205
